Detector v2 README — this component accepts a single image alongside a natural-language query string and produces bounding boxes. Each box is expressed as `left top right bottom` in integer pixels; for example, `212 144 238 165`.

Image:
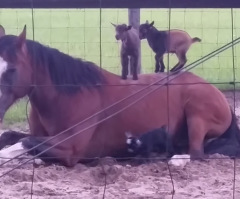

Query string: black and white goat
125 126 174 161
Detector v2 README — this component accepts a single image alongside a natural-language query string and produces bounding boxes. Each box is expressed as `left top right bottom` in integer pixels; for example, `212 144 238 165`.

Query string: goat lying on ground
139 20 201 73
111 23 141 80
125 126 174 162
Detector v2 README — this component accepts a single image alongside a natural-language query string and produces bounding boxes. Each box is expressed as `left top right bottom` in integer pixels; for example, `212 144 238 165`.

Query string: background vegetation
0 8 239 124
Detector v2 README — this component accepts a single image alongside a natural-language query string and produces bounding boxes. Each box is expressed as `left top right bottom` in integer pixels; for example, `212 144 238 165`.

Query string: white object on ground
168 154 190 167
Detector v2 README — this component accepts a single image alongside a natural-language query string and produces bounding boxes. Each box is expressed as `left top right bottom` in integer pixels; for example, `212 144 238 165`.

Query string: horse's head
111 23 132 41
0 25 33 122
125 131 142 153
139 20 154 40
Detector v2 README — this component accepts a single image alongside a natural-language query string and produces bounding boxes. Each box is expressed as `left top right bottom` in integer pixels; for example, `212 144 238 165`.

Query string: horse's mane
0 35 105 94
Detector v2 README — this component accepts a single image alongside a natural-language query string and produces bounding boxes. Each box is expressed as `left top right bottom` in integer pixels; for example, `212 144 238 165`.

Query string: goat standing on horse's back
139 20 201 73
111 23 140 80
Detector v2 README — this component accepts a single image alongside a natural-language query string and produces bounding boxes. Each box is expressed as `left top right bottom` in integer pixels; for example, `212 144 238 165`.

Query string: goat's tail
192 37 202 43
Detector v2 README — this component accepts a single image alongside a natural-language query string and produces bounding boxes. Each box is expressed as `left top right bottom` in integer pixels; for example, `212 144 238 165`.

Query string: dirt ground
1 91 240 199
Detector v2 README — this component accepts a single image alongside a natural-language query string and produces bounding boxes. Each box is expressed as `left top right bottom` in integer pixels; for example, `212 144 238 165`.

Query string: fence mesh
0 3 239 199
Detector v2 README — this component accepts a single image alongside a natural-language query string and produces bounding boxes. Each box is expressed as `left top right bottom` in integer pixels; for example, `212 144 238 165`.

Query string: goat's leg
130 55 138 80
154 54 161 73
159 56 165 72
171 51 187 72
121 53 129 80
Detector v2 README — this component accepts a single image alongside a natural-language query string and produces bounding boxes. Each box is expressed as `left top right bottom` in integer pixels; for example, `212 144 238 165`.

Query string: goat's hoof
133 76 138 80
121 76 127 80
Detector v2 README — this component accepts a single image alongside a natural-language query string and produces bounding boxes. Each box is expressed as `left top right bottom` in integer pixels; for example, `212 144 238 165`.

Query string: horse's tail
204 109 240 157
222 109 240 142
191 37 201 43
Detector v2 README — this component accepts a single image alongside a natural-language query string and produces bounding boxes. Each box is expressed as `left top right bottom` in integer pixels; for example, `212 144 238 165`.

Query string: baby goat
111 23 141 80
139 20 201 73
125 126 174 162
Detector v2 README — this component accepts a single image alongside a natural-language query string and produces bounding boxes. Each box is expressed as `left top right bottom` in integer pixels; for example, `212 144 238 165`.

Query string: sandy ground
1 91 240 199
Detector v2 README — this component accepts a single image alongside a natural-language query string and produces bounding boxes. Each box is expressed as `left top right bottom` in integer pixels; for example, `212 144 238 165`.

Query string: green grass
3 99 28 125
0 8 239 124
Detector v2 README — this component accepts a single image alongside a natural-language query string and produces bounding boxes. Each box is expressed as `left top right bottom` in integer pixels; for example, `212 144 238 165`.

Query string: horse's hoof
121 76 127 80
190 153 207 162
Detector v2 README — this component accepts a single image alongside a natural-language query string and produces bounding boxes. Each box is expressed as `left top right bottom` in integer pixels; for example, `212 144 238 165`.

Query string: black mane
0 35 105 94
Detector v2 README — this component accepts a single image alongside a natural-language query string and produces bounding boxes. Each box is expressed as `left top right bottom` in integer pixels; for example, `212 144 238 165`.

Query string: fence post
128 8 141 74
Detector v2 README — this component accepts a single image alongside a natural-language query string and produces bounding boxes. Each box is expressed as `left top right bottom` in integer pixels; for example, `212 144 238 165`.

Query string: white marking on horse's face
0 56 8 97
168 154 190 167
0 142 44 166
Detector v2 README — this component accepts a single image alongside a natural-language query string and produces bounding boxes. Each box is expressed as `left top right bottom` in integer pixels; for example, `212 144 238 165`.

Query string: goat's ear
16 25 26 49
126 25 132 30
125 131 132 138
110 22 117 27
149 21 154 26
0 25 5 38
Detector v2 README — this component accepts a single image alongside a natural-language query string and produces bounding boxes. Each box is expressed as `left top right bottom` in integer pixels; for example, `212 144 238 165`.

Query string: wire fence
0 3 240 199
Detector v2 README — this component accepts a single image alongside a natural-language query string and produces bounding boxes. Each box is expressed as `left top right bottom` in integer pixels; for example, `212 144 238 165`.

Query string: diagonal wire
1 35 240 178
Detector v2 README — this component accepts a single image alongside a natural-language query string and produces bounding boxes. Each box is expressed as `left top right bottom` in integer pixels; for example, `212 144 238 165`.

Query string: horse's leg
0 131 30 150
130 55 138 80
166 134 175 158
121 53 129 80
187 116 206 160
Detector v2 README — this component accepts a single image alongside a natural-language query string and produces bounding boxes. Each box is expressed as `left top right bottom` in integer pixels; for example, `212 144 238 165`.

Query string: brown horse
0 25 239 167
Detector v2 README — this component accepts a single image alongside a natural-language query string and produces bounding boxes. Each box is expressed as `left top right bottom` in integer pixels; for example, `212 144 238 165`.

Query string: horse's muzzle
115 35 120 40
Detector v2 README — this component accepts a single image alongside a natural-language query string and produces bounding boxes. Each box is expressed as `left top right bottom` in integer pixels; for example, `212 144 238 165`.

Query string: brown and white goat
139 21 201 73
111 23 140 80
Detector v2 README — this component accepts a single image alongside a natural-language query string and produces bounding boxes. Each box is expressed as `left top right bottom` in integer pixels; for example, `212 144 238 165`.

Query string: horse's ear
111 22 117 28
0 25 5 38
16 25 26 49
125 131 132 138
126 25 132 30
146 20 149 24
149 21 154 26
